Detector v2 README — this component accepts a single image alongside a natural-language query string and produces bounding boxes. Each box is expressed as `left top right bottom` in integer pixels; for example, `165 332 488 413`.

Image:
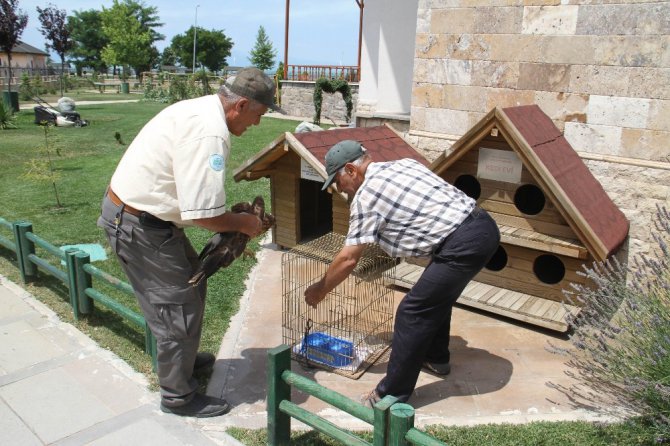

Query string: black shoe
160 393 231 418
423 361 451 376
194 352 216 372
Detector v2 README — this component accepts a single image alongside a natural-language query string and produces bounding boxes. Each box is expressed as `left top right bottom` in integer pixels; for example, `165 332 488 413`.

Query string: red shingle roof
293 126 428 166
501 105 629 259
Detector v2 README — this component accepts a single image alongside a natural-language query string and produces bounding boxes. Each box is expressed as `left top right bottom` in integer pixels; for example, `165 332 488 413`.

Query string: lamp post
192 4 200 73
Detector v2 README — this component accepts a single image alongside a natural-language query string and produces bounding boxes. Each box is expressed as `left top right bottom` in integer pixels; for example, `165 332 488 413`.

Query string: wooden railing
284 64 359 82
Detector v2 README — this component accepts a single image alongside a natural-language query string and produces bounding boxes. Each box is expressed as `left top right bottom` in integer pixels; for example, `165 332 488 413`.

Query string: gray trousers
98 196 207 406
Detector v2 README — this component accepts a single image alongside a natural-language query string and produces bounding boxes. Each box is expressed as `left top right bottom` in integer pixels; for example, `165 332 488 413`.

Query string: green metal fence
267 345 447 446
0 216 157 366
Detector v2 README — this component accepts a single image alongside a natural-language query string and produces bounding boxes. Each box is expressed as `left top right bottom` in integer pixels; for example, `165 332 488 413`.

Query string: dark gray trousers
98 196 207 406
376 207 500 402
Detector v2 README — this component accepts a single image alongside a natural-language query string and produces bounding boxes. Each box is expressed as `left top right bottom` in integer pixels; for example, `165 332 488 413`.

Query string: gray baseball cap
225 67 286 113
322 140 366 191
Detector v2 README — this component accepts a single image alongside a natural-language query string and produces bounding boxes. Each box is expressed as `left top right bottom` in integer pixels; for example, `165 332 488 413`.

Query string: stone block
471 60 520 89
487 34 545 62
595 36 669 68
620 128 670 163
431 8 477 34
628 68 670 100
411 106 471 135
518 63 570 91
415 33 448 59
534 91 589 123
539 36 596 64
485 88 535 110
473 6 522 34
576 3 670 36
446 34 491 60
417 8 430 34
587 95 650 128
564 122 622 155
648 100 670 132
568 65 630 97
522 5 578 35
443 84 488 112
413 83 445 108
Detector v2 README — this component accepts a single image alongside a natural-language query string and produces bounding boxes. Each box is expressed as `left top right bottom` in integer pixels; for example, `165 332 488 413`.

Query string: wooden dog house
394 105 629 331
233 125 428 249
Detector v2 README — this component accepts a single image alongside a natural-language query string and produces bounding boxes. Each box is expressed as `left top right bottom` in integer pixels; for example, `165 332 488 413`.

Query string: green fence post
74 252 94 315
388 403 414 446
64 249 81 320
12 222 37 282
373 395 399 446
267 345 292 446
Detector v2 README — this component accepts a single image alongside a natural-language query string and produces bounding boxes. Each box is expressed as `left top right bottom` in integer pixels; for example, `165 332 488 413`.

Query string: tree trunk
7 53 13 93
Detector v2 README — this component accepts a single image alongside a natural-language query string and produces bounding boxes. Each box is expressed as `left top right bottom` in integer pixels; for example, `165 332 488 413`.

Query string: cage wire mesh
282 232 396 379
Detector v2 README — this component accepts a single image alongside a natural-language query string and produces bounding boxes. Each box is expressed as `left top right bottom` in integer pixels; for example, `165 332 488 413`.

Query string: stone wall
279 80 359 124
408 0 670 261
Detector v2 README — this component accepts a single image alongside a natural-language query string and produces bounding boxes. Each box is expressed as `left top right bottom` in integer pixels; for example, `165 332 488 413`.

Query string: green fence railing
0 217 157 366
267 345 447 446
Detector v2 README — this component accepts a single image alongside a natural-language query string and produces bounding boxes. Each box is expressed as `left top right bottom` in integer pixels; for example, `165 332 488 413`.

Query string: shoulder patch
209 154 225 172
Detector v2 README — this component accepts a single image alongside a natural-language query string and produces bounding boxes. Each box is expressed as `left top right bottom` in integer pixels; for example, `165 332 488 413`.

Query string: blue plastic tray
301 332 353 367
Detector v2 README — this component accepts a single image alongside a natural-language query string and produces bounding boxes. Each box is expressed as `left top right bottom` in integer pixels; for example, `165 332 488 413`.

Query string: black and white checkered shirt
345 158 475 258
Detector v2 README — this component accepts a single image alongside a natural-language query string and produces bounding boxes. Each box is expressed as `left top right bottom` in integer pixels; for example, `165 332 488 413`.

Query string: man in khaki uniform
98 67 282 418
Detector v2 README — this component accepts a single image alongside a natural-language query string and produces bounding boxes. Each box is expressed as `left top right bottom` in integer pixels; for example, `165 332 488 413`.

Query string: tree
122 0 163 74
36 4 74 96
159 46 176 68
248 25 276 71
0 0 28 93
100 0 153 80
169 27 232 73
68 9 108 75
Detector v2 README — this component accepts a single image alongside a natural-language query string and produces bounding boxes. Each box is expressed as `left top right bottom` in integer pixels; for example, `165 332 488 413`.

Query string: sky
15 0 361 68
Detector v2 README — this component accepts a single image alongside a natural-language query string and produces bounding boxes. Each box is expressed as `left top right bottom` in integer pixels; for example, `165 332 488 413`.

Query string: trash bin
2 91 19 112
120 82 130 94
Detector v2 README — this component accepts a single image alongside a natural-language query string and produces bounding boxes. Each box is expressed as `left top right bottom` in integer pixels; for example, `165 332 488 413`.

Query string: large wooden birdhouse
394 105 629 332
233 125 428 249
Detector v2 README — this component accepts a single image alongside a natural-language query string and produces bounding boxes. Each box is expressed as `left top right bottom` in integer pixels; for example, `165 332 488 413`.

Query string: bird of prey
188 196 275 286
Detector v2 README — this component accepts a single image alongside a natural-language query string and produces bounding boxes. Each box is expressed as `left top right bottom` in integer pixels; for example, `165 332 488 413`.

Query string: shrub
0 99 17 129
551 206 670 442
313 77 352 126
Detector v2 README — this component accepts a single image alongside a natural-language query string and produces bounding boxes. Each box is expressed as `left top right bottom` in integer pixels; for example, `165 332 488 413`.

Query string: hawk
188 196 275 286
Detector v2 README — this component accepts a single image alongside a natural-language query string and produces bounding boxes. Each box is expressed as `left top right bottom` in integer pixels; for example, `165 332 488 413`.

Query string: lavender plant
551 205 670 442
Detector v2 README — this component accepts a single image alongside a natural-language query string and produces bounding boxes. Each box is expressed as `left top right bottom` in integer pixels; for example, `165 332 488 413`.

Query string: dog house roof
430 105 629 261
233 124 428 185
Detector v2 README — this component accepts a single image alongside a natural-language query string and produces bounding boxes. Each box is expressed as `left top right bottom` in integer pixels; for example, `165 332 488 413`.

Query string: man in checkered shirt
305 140 500 406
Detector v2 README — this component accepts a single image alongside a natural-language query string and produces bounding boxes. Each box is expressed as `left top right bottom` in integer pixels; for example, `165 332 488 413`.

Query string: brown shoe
360 388 382 408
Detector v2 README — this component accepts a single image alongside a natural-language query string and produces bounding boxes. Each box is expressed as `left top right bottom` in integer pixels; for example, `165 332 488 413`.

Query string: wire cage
282 232 396 379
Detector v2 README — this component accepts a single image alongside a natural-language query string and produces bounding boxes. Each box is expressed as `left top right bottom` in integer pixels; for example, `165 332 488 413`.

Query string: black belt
107 188 173 229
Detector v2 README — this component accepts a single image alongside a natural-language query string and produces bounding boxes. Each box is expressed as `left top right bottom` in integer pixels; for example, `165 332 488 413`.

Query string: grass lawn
0 97 658 445
0 98 298 386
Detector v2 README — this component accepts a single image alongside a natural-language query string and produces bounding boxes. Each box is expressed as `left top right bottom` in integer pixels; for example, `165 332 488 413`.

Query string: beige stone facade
407 0 670 261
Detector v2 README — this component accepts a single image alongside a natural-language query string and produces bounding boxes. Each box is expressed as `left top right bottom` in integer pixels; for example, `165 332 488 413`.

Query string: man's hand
305 280 328 308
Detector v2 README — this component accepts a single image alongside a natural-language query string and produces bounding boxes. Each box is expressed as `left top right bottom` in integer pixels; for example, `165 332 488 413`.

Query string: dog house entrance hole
299 178 333 242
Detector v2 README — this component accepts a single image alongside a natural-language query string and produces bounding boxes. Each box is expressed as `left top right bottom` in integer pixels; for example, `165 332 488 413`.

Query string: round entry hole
533 254 565 284
454 174 481 200
514 184 545 215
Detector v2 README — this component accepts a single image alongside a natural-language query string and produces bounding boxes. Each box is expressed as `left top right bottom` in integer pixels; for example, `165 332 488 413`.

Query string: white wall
359 0 418 116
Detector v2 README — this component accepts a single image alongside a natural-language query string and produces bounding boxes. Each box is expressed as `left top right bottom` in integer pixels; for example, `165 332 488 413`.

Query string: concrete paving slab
203 244 606 432
0 398 42 446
